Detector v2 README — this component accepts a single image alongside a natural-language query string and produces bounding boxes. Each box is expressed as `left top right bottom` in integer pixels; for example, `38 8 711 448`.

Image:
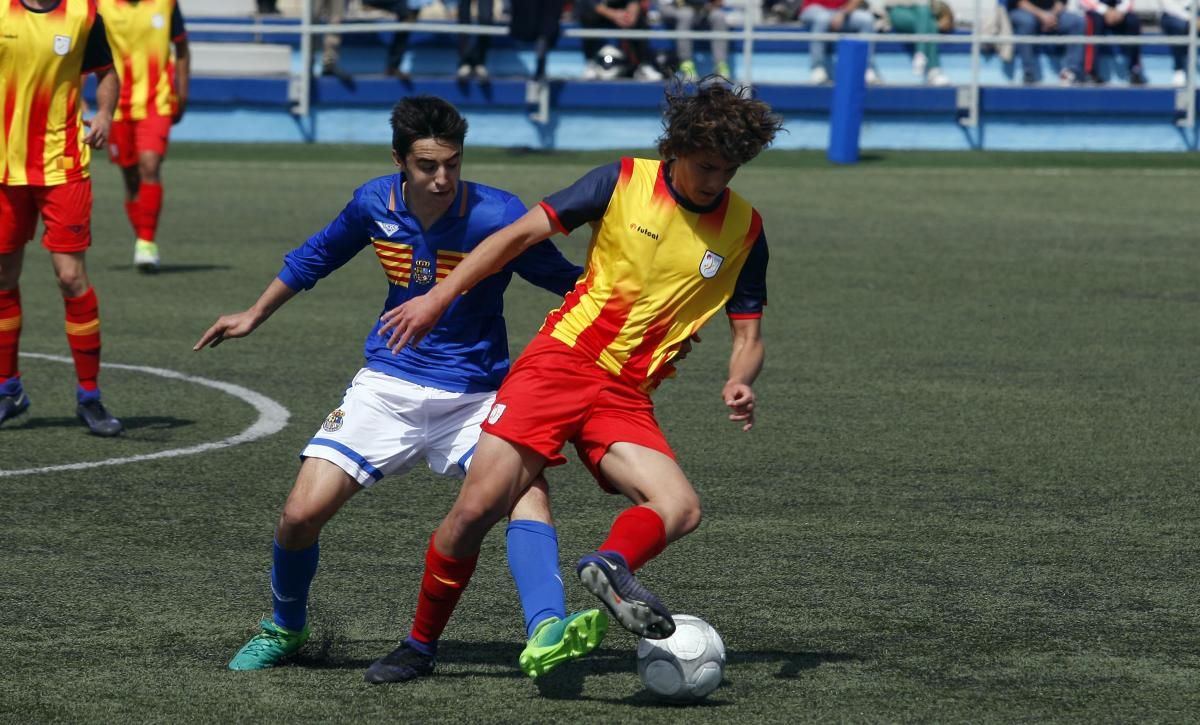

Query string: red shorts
482 334 676 492
0 179 92 254
108 115 172 167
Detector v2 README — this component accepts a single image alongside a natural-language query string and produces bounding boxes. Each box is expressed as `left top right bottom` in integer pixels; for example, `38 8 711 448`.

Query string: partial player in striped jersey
0 0 123 436
97 0 189 272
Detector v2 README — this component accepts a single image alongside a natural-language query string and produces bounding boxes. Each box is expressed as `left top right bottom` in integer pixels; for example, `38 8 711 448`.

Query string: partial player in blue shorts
194 96 606 680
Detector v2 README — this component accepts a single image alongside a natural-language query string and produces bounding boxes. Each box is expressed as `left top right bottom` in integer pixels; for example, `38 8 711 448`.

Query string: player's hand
722 381 756 432
173 99 187 125
378 291 448 353
82 111 112 149
193 311 259 350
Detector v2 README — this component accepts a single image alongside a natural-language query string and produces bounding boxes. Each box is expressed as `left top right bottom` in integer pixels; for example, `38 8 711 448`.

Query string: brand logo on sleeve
375 220 400 237
698 250 725 278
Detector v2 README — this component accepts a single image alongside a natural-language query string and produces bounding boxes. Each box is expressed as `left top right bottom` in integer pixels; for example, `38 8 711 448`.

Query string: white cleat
134 240 160 273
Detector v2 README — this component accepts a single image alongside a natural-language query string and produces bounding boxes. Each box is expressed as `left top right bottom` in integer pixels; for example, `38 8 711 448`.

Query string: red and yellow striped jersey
0 0 113 186
97 0 185 121
539 157 768 392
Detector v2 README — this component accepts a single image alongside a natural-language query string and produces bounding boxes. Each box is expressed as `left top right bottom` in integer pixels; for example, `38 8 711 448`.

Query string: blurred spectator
1007 0 1085 84
257 0 280 15
365 0 414 78
1078 0 1146 84
659 1 732 80
883 0 952 85
576 0 665 80
799 0 880 84
457 1 494 81
316 0 352 80
1160 0 1196 86
766 0 802 22
980 0 1015 63
510 0 566 81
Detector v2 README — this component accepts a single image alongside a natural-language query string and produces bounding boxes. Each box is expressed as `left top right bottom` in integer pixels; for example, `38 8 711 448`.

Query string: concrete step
191 41 294 76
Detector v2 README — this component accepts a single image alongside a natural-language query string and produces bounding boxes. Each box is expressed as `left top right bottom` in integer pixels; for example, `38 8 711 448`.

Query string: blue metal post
827 39 869 164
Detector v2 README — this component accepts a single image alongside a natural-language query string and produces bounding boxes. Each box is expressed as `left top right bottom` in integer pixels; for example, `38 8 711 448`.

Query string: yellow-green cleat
228 619 310 671
518 608 608 679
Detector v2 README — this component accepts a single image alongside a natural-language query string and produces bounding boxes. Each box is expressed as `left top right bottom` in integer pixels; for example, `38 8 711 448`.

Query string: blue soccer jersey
278 174 583 393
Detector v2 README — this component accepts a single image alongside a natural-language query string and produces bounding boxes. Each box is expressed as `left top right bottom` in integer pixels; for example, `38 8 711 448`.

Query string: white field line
0 353 290 478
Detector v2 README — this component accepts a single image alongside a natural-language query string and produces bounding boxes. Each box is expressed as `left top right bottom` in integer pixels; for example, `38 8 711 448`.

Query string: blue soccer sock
271 539 319 631
507 520 566 639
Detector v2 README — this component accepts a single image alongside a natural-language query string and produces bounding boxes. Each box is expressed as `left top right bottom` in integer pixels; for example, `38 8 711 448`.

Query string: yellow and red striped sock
0 287 20 383
136 182 163 242
598 505 668 572
63 287 101 392
409 533 478 649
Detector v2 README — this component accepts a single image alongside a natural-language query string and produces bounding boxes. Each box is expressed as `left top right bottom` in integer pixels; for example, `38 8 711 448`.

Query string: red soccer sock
0 287 21 382
408 533 479 647
135 182 163 242
598 505 668 573
124 198 139 238
63 287 101 392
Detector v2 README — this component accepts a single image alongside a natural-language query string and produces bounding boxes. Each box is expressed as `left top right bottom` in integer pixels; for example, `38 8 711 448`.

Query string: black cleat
364 641 436 684
577 551 676 640
77 398 123 437
0 390 30 427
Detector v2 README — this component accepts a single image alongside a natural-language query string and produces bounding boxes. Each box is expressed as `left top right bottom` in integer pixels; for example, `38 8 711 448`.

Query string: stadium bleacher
160 2 1200 151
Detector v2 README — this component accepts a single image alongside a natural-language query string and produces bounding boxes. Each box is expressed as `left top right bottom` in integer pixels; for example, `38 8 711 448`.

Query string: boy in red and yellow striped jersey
0 0 123 436
97 0 188 272
365 82 784 682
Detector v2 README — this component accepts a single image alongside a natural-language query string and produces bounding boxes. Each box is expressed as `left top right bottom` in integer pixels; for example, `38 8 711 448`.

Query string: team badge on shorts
699 250 725 279
53 35 71 56
322 409 345 432
487 403 506 425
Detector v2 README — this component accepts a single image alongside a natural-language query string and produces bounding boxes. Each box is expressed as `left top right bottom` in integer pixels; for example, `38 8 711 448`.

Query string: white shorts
301 368 495 487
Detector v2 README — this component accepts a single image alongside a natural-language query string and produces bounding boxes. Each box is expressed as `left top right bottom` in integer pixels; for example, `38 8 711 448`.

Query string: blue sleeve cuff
277 264 308 292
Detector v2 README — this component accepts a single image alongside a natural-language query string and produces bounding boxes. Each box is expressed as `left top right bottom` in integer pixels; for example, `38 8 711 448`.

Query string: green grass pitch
1 145 1198 722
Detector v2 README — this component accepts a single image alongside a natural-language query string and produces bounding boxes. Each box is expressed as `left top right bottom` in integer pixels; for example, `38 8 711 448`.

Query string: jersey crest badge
487 403 506 425
152 13 166 29
53 35 71 56
414 259 434 285
376 220 400 237
699 250 725 279
322 409 345 432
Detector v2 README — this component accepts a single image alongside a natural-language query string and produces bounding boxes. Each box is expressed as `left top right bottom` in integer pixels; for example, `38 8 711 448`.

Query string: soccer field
2 145 1198 723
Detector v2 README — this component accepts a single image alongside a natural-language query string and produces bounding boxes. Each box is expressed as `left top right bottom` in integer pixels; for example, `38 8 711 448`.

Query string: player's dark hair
390 96 469 157
656 80 784 166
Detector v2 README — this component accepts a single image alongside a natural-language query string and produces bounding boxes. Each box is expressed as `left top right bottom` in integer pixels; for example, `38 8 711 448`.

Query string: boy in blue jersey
194 96 607 680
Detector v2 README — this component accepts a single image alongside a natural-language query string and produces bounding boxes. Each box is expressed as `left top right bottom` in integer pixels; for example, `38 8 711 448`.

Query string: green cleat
518 608 608 679
228 619 310 671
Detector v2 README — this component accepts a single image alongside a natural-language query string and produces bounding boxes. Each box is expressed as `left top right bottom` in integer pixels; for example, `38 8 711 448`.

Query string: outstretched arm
378 204 557 351
723 316 764 432
193 278 298 350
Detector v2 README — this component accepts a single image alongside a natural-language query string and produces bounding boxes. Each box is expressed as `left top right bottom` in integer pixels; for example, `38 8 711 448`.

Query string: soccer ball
636 614 726 702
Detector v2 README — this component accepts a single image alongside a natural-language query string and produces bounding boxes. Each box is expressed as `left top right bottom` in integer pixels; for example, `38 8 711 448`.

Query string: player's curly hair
657 80 784 166
390 95 469 157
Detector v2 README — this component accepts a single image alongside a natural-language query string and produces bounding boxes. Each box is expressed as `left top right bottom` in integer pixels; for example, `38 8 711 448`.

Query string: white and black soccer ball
636 614 726 702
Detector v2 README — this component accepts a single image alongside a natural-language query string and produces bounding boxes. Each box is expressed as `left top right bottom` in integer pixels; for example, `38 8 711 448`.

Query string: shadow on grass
107 263 233 274
292 634 854 706
12 415 193 434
